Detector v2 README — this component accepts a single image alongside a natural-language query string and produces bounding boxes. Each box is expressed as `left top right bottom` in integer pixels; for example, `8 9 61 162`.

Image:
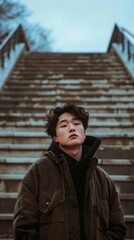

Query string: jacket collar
46 135 101 167
83 135 101 158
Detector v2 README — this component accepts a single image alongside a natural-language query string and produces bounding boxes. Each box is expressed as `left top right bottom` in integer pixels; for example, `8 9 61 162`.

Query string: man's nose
69 123 75 132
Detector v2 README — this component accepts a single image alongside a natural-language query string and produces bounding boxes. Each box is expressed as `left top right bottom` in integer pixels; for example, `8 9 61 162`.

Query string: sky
21 0 134 53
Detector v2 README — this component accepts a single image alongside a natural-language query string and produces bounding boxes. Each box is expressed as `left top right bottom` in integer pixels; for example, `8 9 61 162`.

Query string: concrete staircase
0 48 134 239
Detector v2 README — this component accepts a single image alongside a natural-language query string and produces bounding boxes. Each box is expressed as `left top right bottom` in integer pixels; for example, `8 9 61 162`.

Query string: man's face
54 112 86 148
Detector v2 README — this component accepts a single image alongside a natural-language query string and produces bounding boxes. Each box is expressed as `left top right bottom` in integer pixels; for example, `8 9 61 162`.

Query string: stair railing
0 24 29 69
107 24 134 78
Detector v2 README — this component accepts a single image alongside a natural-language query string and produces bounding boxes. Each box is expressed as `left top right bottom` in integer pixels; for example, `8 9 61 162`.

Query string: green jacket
13 137 126 240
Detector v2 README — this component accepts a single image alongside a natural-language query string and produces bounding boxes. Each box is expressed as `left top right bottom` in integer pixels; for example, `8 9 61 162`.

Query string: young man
13 103 126 240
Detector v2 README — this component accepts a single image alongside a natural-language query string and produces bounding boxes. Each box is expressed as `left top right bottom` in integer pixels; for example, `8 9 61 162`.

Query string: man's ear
53 136 58 142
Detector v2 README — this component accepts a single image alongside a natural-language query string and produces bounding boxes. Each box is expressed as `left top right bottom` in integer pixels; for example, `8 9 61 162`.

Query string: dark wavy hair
46 103 89 137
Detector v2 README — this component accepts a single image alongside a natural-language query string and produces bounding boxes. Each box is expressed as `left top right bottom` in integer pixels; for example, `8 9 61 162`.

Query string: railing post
1 49 4 68
12 33 16 51
120 32 125 53
7 39 11 59
128 40 131 61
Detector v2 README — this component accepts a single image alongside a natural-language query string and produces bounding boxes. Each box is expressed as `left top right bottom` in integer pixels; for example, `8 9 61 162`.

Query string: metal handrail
107 24 134 72
0 24 29 69
121 27 134 39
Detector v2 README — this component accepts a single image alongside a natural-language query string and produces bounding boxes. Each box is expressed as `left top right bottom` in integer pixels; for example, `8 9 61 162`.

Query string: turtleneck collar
47 135 101 169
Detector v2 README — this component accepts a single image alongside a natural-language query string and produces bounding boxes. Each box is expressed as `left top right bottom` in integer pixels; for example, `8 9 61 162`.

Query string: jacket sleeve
104 178 127 240
13 163 40 240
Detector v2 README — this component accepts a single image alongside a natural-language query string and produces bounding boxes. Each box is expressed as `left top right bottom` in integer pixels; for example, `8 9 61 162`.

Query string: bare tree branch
0 0 53 51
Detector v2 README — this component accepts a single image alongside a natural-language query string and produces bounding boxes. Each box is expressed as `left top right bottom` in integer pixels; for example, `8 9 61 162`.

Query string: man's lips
69 134 78 138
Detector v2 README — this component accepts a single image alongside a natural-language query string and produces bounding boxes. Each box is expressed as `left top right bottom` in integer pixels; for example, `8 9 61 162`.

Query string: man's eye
74 122 80 125
61 124 67 128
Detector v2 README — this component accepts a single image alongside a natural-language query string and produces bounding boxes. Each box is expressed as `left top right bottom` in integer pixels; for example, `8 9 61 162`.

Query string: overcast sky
21 0 133 52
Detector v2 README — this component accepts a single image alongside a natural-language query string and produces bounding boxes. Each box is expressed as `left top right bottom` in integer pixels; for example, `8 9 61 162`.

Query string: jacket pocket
92 200 109 240
94 199 109 239
39 190 65 223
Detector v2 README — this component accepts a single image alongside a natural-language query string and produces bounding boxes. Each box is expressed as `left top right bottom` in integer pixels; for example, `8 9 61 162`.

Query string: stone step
16 55 125 63
0 103 134 110
97 148 134 159
13 58 126 63
9 56 130 64
0 160 32 174
0 112 133 119
6 78 133 85
0 93 134 101
0 132 49 144
1 114 133 123
125 215 134 239
0 103 134 112
10 75 129 81
99 159 134 175
0 214 13 239
0 109 134 115
2 88 134 96
16 67 119 73
0 192 17 213
21 53 110 61
16 60 125 67
19 52 126 64
14 58 126 65
0 173 134 193
0 157 38 163
16 66 121 71
5 85 134 92
11 58 126 65
14 54 116 60
15 60 125 66
1 97 134 106
17 68 126 75
1 95 134 102
110 176 134 194
0 174 25 192
11 58 125 65
9 71 129 78
2 79 134 89
0 157 37 174
120 194 134 215
9 61 129 68
0 213 133 239
8 76 129 82
19 51 117 58
0 143 46 157
9 67 127 73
